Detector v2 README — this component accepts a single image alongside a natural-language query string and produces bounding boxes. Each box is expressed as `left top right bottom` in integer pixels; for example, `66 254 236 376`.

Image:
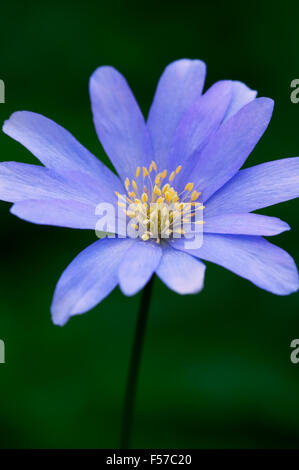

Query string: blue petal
168 80 232 173
205 157 299 217
0 162 122 204
147 59 206 169
204 213 290 236
172 234 299 295
118 240 162 295
10 199 116 232
156 245 206 294
185 97 274 202
89 66 153 181
223 81 257 122
51 238 133 326
3 112 119 187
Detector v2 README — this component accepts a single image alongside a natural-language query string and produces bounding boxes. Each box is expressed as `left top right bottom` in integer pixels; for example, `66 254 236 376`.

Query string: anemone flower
1 59 299 447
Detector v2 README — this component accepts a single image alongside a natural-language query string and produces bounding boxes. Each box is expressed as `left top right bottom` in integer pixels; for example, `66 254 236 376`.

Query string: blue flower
1 59 299 326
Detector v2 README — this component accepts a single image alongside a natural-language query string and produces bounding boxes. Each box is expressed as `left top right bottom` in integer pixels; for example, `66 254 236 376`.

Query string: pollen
116 163 204 243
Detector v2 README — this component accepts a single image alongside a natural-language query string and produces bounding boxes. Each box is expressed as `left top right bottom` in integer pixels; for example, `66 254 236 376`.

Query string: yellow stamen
153 185 161 196
126 210 136 218
165 191 172 203
125 178 130 191
169 171 175 182
117 163 203 242
184 182 194 192
155 175 161 185
191 190 200 201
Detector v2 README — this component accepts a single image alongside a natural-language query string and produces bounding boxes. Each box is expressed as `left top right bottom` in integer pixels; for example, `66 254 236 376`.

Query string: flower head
1 59 299 326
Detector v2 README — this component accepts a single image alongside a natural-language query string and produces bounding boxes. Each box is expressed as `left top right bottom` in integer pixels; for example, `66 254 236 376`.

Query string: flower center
115 161 204 243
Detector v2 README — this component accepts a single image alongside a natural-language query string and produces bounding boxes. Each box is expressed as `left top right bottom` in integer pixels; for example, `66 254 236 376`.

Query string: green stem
120 276 155 449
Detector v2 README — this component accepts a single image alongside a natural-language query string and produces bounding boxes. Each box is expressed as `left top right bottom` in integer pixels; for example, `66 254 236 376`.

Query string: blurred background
0 0 299 449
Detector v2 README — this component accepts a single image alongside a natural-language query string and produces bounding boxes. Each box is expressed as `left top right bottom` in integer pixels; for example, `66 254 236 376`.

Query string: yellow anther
169 171 176 182
128 191 136 198
143 167 149 178
175 165 182 174
125 178 130 191
184 182 194 192
149 163 153 172
191 190 200 201
132 180 137 192
126 210 136 218
152 161 157 172
157 196 164 204
142 233 150 241
161 169 167 179
131 223 139 230
115 191 120 197
165 191 172 203
117 201 126 208
155 175 161 185
153 185 161 196
142 193 148 203
136 166 141 178
162 183 170 193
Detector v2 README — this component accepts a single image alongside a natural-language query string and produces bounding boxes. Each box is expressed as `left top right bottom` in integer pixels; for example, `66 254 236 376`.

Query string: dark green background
0 0 299 449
